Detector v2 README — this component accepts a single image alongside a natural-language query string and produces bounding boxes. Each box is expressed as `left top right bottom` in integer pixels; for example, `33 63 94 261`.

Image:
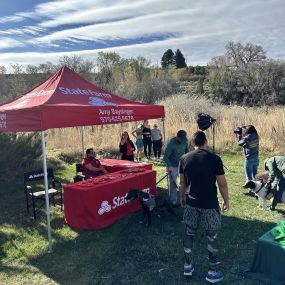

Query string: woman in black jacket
119 131 136 161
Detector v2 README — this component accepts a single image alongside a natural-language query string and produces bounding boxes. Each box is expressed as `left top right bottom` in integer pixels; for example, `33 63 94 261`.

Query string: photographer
236 125 259 190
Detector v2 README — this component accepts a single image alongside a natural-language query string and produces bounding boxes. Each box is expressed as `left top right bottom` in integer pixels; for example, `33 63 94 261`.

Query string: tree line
0 42 285 107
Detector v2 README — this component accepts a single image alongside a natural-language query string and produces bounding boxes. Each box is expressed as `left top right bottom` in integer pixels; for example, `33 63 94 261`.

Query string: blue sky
0 0 284 70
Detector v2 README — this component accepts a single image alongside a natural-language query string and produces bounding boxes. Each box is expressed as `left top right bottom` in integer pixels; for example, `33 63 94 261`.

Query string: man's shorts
183 205 221 231
135 139 144 148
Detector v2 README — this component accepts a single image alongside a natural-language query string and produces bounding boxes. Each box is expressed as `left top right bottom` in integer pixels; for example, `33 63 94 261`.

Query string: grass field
0 152 284 285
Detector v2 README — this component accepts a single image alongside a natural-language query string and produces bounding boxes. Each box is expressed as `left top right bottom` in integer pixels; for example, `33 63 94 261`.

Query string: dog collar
255 183 265 194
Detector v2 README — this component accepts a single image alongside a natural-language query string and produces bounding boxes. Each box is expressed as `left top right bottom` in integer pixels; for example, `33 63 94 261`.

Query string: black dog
126 188 182 226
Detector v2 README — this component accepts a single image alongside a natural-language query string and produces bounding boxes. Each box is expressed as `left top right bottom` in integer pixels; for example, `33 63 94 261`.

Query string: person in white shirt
151 124 163 159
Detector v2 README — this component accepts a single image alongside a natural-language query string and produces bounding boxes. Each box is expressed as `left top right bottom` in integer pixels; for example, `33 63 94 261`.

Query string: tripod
211 121 216 153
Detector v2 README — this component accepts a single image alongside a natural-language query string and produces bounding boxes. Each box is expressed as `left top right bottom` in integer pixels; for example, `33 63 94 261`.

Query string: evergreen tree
161 49 175 68
175 49 187 68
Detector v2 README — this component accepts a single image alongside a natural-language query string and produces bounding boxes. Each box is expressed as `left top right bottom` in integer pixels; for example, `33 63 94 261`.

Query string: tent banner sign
98 108 134 123
0 113 7 129
59 86 112 98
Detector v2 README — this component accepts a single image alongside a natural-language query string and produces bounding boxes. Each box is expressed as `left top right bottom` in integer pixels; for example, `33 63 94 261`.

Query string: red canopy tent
0 66 164 131
0 66 165 251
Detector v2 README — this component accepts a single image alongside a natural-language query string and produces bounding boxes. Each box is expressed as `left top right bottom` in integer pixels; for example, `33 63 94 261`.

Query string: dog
254 171 285 206
126 188 182 227
243 180 270 210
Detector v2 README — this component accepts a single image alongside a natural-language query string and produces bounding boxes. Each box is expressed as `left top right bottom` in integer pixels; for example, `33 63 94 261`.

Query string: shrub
0 133 42 180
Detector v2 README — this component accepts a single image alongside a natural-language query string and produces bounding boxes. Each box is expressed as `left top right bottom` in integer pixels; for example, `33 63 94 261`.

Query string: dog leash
156 172 178 189
156 173 168 185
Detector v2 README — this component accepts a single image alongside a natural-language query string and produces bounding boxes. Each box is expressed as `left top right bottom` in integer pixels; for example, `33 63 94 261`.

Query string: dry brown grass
46 94 285 154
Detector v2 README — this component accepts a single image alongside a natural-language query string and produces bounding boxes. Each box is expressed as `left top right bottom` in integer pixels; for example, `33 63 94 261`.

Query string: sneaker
206 270 224 283
184 264 194 276
242 182 249 188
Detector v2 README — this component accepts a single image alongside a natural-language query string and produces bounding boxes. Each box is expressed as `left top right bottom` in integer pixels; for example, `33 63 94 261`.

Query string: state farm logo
98 201 111 215
88 97 117 106
98 194 130 215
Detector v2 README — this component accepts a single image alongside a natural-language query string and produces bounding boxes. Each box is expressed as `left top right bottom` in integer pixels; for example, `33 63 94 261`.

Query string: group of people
163 126 285 282
81 124 283 284
119 122 163 162
237 125 285 211
82 129 230 283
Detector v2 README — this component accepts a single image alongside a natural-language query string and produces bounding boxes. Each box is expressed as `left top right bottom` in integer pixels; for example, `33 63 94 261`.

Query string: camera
234 127 243 135
234 126 247 136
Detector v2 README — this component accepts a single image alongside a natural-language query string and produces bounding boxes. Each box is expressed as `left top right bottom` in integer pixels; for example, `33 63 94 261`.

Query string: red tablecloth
64 169 156 230
100 158 152 173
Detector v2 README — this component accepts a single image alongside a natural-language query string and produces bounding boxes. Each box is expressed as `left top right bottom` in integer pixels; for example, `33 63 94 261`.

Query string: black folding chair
73 163 86 182
24 168 63 219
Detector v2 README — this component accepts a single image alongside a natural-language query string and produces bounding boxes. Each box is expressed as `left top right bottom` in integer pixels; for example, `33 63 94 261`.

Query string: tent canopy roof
0 66 164 132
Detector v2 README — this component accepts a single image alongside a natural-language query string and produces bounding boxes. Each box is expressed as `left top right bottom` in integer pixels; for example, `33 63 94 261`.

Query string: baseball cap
177 130 187 141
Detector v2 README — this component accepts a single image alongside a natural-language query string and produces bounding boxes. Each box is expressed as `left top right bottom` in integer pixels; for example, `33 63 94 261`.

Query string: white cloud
0 11 38 24
0 15 26 24
0 38 24 49
32 8 202 44
0 0 284 70
37 0 192 28
0 26 44 36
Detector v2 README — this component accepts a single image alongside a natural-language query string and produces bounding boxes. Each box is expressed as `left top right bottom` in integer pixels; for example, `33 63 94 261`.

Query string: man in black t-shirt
179 131 229 284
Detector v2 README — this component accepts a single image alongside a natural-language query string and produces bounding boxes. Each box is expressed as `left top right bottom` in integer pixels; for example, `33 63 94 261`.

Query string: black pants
122 154 134 161
152 139 162 158
143 139 152 158
271 176 285 209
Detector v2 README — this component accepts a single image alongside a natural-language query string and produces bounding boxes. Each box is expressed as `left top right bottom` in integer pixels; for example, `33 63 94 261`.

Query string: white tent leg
161 118 169 189
162 117 166 144
41 131 52 253
80 126 85 158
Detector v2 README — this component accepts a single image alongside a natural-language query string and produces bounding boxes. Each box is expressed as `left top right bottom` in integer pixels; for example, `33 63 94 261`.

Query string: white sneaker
184 264 194 276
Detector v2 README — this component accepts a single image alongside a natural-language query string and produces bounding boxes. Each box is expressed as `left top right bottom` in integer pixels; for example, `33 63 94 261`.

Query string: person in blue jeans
164 130 189 206
237 125 259 192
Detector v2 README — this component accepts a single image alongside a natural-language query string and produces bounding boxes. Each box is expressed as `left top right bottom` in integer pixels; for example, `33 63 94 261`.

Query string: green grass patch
0 154 283 284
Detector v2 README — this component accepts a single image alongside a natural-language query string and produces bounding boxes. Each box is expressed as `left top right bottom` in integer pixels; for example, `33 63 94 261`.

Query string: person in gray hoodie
238 125 259 188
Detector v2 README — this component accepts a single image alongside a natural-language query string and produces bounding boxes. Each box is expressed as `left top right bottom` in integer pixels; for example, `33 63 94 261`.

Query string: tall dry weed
46 94 285 155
